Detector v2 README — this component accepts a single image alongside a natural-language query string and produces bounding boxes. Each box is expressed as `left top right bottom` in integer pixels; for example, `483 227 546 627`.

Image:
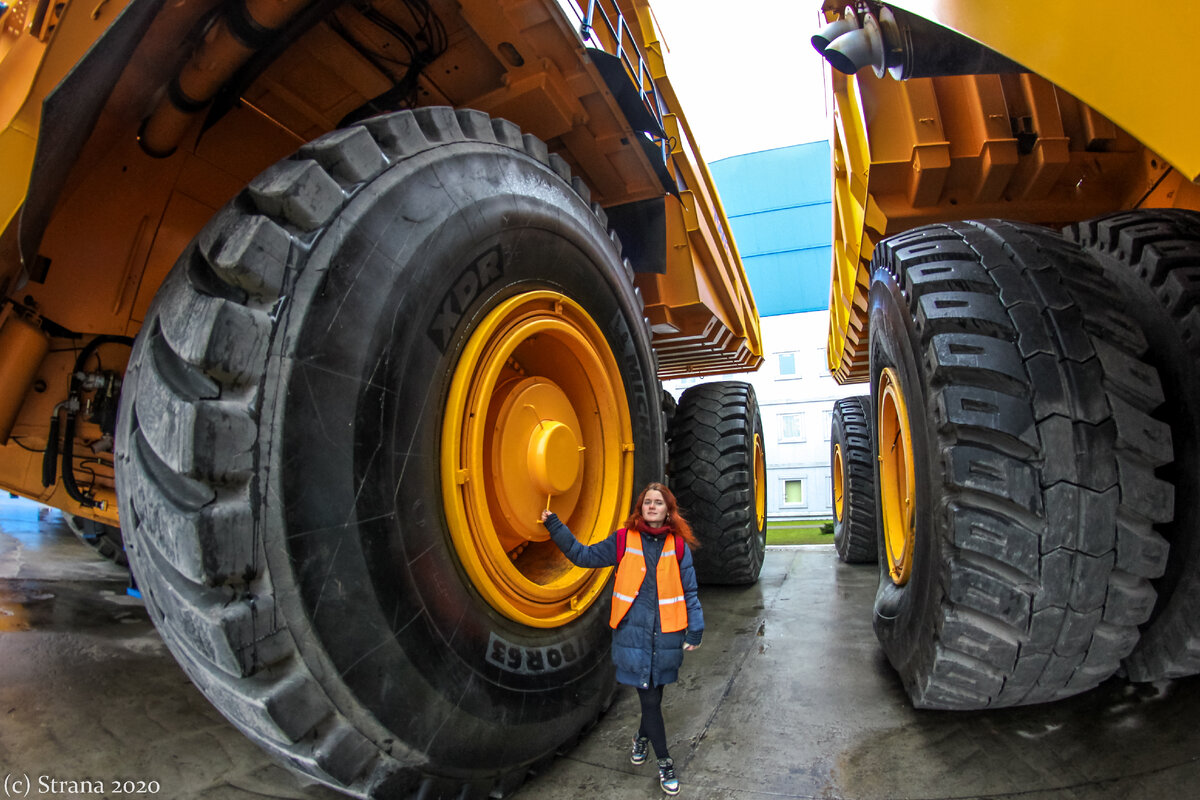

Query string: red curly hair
624 482 700 549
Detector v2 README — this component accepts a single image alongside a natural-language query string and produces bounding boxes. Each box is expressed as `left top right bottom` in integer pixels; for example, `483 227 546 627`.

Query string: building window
779 412 805 442
778 351 798 377
783 479 805 506
823 409 833 440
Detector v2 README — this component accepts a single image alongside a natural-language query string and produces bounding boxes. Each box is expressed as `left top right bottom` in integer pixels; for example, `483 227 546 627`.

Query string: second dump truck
817 0 1200 710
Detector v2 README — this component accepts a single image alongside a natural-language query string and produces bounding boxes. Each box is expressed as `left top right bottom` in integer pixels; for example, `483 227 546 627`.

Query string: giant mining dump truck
816 1 1200 710
0 0 766 795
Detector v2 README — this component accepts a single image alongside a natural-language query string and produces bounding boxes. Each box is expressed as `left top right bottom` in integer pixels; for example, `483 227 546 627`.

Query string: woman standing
540 482 704 796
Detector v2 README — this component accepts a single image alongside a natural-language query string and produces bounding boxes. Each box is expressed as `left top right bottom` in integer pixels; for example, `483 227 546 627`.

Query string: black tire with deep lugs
868 219 1171 710
114 108 665 798
1069 209 1200 682
667 381 765 585
830 396 876 564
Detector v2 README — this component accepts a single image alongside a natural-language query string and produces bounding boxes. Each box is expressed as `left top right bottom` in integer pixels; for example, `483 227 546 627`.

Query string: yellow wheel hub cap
878 367 915 585
442 291 634 627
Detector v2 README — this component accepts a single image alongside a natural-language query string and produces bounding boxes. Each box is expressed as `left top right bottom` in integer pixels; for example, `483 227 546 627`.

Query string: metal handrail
577 0 671 168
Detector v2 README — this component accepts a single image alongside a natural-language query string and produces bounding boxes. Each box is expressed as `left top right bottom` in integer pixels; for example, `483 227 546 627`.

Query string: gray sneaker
657 757 679 795
630 735 649 765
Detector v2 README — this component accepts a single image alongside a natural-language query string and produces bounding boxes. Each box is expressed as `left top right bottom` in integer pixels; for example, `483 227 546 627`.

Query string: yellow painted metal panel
888 0 1200 181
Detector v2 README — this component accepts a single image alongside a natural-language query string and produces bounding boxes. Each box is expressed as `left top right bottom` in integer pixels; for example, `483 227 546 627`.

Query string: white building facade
667 312 866 521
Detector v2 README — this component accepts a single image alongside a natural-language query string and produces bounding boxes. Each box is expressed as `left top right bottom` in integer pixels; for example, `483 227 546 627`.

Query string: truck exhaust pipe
812 3 1027 80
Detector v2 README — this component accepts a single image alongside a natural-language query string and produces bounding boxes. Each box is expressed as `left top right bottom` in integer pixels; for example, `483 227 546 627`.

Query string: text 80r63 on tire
667 381 766 585
868 219 1171 710
830 396 876 564
114 108 664 798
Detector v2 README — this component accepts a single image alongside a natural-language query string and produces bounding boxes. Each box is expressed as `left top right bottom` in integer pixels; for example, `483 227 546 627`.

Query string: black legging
637 685 669 760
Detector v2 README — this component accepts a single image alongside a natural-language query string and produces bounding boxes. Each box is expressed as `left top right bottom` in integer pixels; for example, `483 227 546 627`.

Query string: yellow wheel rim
753 432 766 531
832 442 845 524
878 367 915 585
441 291 634 628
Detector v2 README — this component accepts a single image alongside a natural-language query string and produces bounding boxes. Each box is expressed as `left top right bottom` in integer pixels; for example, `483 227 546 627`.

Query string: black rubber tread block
247 158 346 232
134 327 255 482
127 431 255 587
153 283 272 386
298 125 389 186
196 211 292 302
134 539 288 681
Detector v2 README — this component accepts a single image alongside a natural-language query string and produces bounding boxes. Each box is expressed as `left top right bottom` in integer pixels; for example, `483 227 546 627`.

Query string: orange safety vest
609 529 688 632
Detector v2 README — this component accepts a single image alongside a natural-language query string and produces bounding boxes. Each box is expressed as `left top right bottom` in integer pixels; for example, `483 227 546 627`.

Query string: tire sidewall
260 143 661 766
868 267 940 685
743 384 766 572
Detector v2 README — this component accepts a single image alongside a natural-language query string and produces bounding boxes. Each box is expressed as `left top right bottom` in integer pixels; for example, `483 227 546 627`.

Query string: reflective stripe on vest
609 530 688 632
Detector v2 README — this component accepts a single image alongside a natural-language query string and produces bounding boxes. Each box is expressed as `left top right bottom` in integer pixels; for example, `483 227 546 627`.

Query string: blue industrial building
709 141 833 317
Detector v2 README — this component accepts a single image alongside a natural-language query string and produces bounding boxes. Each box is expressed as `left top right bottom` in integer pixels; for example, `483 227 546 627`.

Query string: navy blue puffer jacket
543 512 703 688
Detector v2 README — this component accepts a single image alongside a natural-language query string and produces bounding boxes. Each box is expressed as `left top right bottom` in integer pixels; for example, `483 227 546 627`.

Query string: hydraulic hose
51 335 135 508
60 409 101 509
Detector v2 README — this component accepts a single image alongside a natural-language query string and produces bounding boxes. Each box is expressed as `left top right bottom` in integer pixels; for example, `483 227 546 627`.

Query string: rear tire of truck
868 219 1171 709
1069 209 1200 682
830 396 876 564
667 382 766 585
65 515 127 567
114 108 663 797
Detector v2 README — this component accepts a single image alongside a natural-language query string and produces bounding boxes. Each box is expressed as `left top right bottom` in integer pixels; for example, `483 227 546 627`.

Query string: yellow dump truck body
822 0 1200 382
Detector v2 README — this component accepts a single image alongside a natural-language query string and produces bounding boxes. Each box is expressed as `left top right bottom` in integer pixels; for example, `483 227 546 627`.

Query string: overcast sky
647 0 833 162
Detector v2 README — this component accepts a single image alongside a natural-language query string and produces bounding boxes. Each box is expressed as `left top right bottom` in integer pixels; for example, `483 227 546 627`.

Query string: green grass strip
765 520 834 546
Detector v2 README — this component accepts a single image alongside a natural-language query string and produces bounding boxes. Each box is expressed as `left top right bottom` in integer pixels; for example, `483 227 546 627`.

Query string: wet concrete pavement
0 495 340 800
3 493 1200 799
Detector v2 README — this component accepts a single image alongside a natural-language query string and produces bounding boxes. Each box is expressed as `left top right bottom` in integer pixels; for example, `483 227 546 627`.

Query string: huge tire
1069 209 1200 681
830 396 876 564
667 381 765 585
114 108 664 797
868 219 1172 709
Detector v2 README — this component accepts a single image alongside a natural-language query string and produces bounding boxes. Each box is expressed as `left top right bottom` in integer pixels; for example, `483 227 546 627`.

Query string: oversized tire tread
117 107 649 798
830 396 877 563
667 381 765 585
1069 209 1200 682
869 219 1171 709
